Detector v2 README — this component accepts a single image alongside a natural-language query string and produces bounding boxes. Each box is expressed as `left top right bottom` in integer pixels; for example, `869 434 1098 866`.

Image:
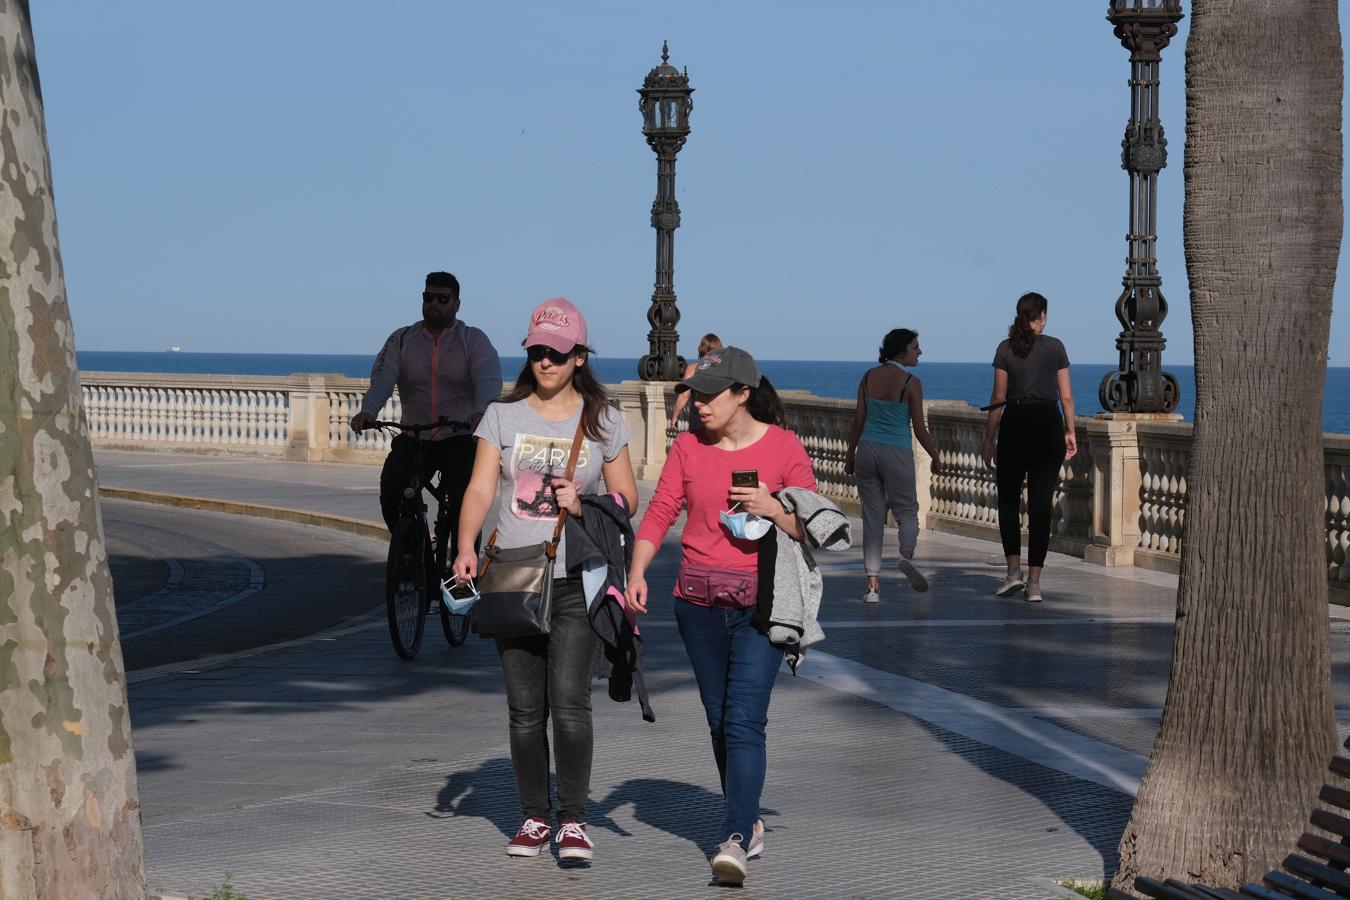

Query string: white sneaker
712 835 748 884
863 587 880 604
899 557 928 593
1024 582 1043 603
747 819 765 859
995 571 1025 597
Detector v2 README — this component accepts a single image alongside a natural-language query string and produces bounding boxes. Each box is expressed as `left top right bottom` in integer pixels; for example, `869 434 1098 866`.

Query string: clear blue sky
30 2 1350 364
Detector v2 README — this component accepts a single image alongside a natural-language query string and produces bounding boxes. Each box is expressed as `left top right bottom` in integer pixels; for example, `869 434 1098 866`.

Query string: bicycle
371 418 477 659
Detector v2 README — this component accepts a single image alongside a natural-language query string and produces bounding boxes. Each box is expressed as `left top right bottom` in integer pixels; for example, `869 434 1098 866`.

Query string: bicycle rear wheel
386 518 429 659
439 602 472 646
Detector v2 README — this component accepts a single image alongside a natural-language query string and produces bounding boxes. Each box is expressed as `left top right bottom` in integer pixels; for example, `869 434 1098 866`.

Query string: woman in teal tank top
845 329 941 603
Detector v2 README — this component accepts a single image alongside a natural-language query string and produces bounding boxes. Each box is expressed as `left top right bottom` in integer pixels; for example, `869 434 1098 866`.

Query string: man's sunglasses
422 292 457 306
526 345 575 365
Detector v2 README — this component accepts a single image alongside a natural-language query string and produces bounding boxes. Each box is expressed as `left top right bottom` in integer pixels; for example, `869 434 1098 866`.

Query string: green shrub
189 875 248 900
1060 879 1106 900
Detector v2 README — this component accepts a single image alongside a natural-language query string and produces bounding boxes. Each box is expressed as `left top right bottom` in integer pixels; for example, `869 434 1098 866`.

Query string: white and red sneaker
556 819 594 861
506 817 551 857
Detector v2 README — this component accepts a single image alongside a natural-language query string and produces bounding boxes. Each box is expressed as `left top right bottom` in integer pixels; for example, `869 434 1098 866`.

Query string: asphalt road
104 498 389 670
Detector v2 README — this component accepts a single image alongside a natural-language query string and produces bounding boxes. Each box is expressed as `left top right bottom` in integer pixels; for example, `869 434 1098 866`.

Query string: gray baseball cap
675 346 761 394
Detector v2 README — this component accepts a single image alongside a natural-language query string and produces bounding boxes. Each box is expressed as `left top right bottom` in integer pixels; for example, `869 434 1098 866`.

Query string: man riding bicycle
350 271 502 560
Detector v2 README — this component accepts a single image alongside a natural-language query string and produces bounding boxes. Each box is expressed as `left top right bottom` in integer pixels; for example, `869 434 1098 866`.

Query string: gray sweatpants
855 439 919 577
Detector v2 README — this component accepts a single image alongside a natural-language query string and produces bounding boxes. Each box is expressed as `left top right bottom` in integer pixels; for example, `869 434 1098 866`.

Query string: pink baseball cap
522 297 588 354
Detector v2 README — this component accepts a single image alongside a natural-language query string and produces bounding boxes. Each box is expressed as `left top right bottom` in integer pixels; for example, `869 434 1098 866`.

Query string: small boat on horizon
168 345 181 353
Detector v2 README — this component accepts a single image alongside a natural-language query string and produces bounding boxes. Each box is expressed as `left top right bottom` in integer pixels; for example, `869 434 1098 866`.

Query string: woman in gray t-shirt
980 291 1077 602
452 297 638 863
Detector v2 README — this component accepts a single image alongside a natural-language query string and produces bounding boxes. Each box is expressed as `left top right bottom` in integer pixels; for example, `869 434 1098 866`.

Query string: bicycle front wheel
386 518 429 659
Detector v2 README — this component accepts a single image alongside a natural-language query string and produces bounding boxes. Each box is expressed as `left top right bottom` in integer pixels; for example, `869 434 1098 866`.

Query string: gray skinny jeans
495 578 599 822
854 439 919 576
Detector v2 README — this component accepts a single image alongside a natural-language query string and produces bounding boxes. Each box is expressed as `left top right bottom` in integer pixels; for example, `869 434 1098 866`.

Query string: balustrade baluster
269 392 283 446
1328 464 1350 583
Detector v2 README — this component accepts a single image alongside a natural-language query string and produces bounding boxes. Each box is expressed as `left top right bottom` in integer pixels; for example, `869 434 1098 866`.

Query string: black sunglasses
526 345 575 365
422 292 457 306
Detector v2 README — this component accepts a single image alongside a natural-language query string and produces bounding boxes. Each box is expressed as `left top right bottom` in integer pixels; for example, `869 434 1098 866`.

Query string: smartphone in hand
731 469 759 488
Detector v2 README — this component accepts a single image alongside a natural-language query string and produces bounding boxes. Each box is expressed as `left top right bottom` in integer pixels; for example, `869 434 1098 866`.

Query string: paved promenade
94 449 1350 899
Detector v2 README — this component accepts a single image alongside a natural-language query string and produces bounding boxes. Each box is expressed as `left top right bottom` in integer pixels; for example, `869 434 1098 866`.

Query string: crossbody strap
547 417 588 558
481 416 587 568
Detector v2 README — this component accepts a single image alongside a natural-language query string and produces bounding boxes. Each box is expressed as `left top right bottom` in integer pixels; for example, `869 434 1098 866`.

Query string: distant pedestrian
625 346 816 886
845 328 940 603
452 297 639 863
981 292 1077 602
668 333 723 430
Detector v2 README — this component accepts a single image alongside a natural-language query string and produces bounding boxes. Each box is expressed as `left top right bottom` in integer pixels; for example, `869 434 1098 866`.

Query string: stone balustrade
80 370 1349 602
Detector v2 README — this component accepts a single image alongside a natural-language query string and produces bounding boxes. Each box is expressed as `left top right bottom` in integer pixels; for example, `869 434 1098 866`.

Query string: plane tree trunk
0 2 147 896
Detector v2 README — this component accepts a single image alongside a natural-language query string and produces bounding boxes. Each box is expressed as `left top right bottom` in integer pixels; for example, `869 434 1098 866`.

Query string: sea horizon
77 350 1350 435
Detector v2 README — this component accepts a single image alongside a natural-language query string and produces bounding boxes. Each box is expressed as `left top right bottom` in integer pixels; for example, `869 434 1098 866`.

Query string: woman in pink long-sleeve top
626 346 815 887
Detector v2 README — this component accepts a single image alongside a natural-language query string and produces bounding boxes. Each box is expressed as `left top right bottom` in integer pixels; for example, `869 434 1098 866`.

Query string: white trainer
747 819 765 859
712 836 748 885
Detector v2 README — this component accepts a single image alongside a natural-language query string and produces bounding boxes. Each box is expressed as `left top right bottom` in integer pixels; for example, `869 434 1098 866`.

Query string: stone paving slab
134 624 1127 900
95 447 1350 899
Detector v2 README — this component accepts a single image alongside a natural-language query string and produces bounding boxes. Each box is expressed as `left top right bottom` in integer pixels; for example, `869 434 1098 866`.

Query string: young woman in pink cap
625 345 815 886
453 297 638 863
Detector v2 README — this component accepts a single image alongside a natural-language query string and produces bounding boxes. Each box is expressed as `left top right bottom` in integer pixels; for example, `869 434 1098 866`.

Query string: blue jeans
674 597 784 848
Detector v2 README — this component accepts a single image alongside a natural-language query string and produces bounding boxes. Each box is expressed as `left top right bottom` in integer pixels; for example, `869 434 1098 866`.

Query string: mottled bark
0 1 147 898
1110 1 1342 895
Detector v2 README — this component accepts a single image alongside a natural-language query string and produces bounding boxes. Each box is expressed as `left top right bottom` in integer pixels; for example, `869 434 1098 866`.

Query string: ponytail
732 376 788 429
1008 291 1048 358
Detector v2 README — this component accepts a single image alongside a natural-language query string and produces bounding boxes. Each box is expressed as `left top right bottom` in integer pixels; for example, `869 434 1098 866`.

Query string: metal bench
1135 736 1350 900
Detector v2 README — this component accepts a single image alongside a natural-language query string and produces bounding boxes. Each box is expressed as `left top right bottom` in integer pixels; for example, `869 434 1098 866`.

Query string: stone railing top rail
79 372 1350 450
81 371 351 391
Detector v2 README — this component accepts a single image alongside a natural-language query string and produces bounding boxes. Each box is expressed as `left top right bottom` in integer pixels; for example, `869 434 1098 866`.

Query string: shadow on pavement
590 777 733 854
919 720 1132 883
429 757 522 838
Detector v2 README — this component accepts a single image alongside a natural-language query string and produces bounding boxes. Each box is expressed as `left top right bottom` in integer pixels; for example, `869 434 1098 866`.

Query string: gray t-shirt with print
474 399 630 571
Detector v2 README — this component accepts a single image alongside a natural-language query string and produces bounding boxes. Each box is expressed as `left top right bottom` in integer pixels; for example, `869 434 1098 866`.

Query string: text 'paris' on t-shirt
474 399 630 571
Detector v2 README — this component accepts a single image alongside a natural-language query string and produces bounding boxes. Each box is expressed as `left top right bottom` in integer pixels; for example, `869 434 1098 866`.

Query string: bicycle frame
372 417 476 656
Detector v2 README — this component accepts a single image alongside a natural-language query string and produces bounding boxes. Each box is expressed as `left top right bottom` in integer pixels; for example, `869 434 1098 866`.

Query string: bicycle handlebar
367 417 472 435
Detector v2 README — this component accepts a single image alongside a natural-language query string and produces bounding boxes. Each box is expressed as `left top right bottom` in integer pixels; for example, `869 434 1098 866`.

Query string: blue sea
77 351 1350 434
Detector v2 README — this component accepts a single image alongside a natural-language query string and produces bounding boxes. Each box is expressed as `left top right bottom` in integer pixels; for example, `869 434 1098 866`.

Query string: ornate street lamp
1100 0 1182 414
637 41 694 382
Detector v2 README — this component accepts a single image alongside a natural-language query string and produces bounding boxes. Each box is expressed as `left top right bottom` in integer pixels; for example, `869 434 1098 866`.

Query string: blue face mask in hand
719 505 773 541
441 576 480 615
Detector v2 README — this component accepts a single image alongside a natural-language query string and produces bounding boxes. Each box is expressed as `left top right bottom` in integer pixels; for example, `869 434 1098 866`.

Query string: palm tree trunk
0 2 147 896
1110 1 1342 894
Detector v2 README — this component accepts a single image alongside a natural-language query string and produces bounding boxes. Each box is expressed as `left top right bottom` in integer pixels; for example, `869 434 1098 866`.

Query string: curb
98 486 388 541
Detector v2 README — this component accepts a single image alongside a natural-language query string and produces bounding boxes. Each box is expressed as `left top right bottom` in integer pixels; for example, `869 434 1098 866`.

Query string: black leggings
995 405 1066 569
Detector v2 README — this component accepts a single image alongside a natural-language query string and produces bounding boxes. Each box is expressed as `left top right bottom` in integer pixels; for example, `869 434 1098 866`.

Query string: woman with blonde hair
669 333 723 430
